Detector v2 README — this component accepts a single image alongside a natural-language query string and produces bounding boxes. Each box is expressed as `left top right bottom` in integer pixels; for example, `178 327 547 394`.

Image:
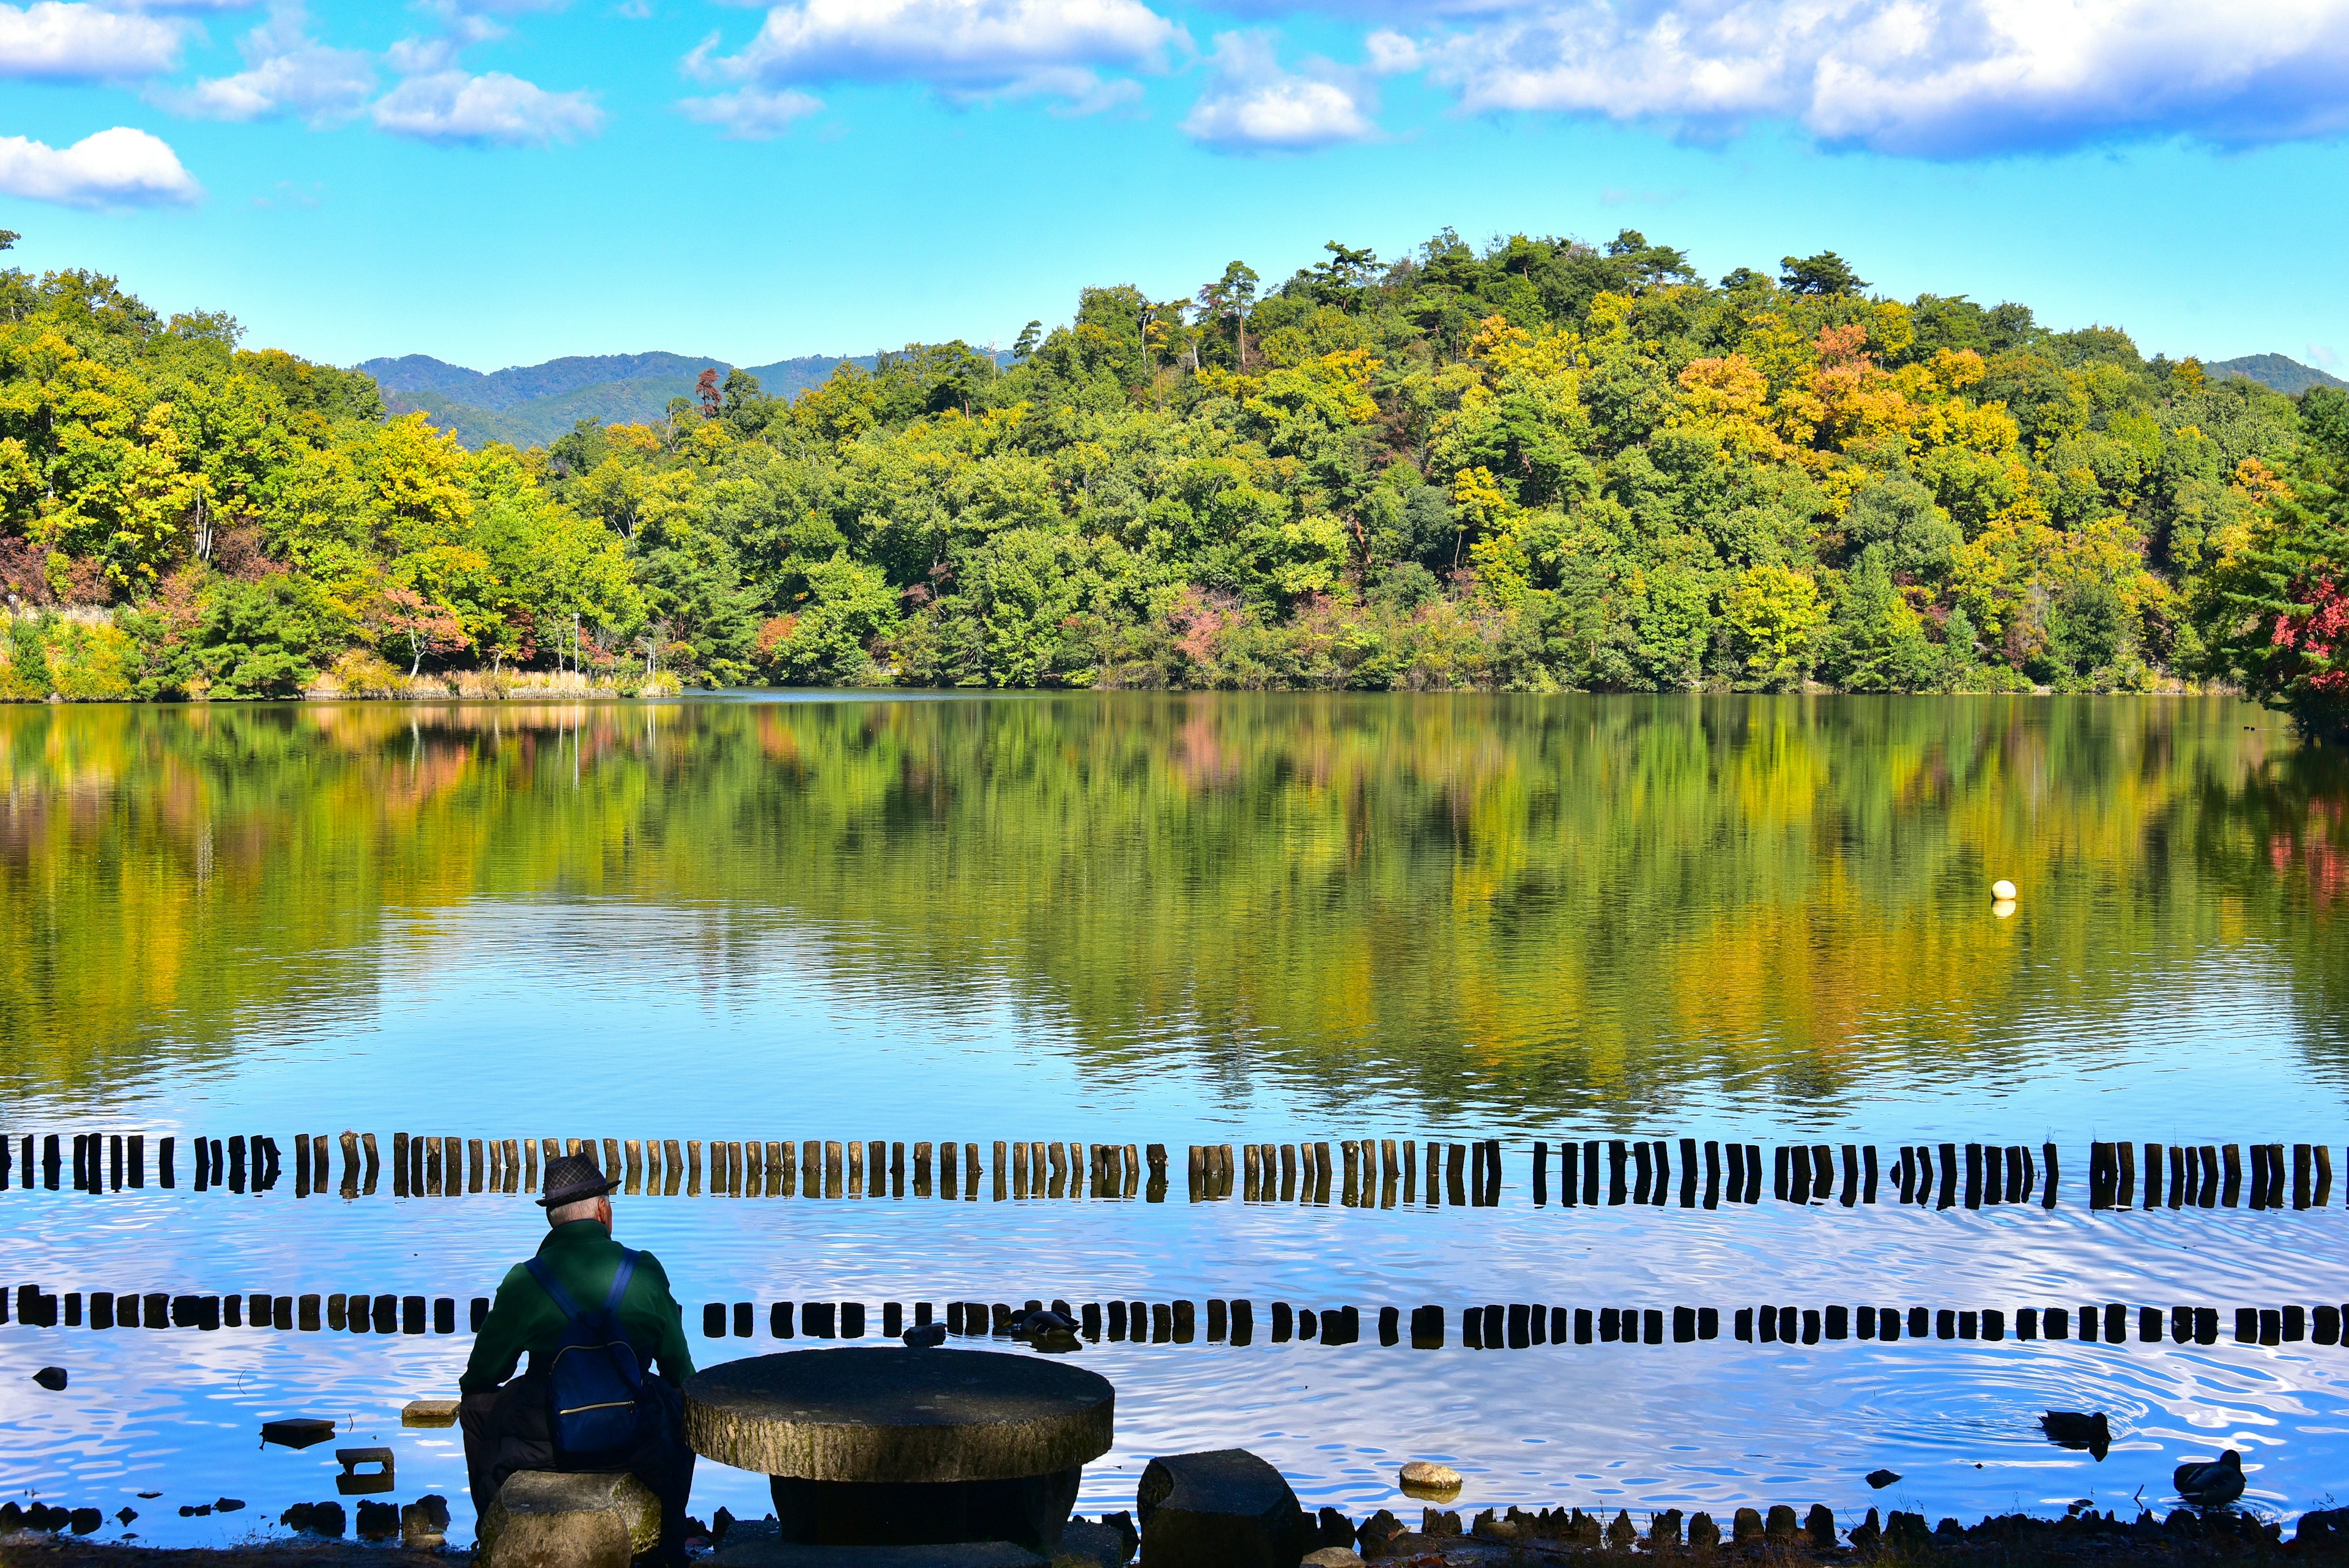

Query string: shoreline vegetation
2 229 2344 736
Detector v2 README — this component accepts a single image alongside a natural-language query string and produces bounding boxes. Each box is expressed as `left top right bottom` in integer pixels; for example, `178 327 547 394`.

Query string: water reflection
2 695 2343 1126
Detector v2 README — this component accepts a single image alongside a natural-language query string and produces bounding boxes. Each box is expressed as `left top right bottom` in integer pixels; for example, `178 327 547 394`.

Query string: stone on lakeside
1356 1510 1405 1556
401 1398 460 1427
403 1493 452 1548
1765 1504 1799 1540
68 1507 100 1534
1302 1550 1366 1567
686 1348 1113 1485
1315 1507 1357 1548
1137 1449 1315 1568
714 1528 1045 1568
2299 1508 2349 1550
1848 1509 1882 1550
1099 1510 1137 1562
215 1498 245 1512
1732 1507 1764 1544
1469 1508 1517 1541
1884 1510 1931 1549
1608 1509 1638 1548
1052 1514 1132 1568
282 1499 347 1537
1421 1508 1462 1537
1649 1508 1683 1547
356 1499 399 1540
1805 1503 1836 1547
479 1470 661 1568
1398 1460 1461 1498
1687 1511 1720 1550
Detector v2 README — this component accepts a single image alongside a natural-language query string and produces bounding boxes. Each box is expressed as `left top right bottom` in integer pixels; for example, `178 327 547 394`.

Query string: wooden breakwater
4 1283 2339 1354
2 1132 2337 1214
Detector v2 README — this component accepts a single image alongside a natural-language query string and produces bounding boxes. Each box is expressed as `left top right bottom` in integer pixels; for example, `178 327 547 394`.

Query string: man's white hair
549 1195 606 1225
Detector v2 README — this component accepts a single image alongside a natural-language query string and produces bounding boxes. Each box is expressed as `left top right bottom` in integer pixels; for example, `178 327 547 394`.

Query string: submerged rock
1866 1469 1902 1489
1398 1460 1461 1498
31 1367 67 1391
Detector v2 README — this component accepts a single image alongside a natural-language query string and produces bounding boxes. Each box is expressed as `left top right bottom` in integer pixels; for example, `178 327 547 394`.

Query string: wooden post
913 1141 932 1195
686 1140 702 1197
964 1142 979 1194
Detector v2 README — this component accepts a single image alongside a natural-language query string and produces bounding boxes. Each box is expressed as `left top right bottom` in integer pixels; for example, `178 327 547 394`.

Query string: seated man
461 1153 697 1564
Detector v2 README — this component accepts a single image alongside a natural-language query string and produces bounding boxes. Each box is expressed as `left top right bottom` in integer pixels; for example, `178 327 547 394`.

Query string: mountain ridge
2206 352 2348 396
357 351 885 447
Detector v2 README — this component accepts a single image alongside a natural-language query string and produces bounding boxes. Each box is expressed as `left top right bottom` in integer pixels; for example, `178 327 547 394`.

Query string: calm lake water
4 693 2348 1547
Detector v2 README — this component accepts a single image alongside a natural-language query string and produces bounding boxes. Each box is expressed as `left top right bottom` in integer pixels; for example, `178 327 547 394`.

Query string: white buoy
1991 879 2017 901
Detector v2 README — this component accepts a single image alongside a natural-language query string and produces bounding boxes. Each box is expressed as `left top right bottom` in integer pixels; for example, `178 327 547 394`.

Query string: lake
3 692 2347 1547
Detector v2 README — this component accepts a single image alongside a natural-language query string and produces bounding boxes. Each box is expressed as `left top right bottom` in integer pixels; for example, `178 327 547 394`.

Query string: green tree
2201 388 2349 738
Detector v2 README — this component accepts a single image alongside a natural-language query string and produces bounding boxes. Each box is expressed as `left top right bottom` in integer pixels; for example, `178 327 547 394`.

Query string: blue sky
3 0 2347 374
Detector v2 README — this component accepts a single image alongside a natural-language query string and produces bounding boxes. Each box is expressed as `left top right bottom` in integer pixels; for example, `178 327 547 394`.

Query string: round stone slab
683 1350 1114 1484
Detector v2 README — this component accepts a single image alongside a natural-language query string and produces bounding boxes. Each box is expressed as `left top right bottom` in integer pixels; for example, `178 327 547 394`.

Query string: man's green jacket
460 1220 697 1395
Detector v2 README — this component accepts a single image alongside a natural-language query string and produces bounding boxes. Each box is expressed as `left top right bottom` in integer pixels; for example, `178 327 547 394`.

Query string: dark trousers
461 1369 696 1563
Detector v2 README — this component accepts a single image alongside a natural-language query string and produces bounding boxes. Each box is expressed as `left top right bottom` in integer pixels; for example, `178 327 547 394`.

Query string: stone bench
478 1470 661 1568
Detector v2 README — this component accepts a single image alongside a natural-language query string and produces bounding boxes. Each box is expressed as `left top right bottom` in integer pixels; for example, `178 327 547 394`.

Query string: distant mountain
355 351 885 448
2208 353 2349 396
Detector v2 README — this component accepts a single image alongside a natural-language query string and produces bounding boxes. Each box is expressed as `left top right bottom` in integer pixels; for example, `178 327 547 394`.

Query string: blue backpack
525 1250 650 1462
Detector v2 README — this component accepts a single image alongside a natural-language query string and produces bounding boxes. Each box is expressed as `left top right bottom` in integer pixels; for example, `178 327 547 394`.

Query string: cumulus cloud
1181 30 1374 150
1372 0 2349 156
371 66 604 143
0 1 180 79
688 0 1183 108
678 81 825 138
165 7 376 124
0 124 199 205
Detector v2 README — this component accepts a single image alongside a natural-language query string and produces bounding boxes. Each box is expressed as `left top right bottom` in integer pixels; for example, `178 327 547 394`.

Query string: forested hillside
2 225 2344 730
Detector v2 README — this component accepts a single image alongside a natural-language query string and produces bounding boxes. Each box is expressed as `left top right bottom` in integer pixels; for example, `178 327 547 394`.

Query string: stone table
683 1348 1114 1555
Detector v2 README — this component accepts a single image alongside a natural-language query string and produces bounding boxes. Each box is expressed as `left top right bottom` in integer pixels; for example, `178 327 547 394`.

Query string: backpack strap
603 1249 638 1314
524 1257 585 1322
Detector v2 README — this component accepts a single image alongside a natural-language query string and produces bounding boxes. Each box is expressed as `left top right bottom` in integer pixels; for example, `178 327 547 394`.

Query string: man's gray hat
538 1153 620 1209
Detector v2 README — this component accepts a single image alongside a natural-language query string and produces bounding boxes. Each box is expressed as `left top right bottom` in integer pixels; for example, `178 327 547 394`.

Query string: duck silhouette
2040 1411 2112 1459
2174 1451 2245 1507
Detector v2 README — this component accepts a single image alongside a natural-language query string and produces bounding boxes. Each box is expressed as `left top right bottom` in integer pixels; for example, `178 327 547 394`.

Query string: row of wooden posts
2088 1140 2334 1212
10 1283 2344 1355
4 1132 2342 1214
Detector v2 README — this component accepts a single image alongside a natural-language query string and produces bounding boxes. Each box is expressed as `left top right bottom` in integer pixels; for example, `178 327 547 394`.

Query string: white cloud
1376 0 2349 156
678 81 825 138
0 1 180 79
371 67 603 143
0 124 199 206
166 7 375 124
1181 29 1374 150
691 0 1182 106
